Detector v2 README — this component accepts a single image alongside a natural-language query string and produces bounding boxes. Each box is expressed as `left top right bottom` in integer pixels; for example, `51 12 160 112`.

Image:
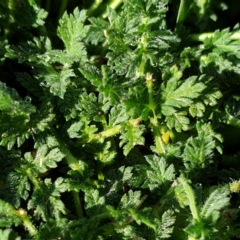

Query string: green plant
1 0 240 239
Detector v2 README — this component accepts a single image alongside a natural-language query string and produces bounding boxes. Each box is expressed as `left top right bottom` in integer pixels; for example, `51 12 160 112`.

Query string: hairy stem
16 209 38 237
72 191 84 219
136 17 148 77
146 73 166 154
89 118 142 142
89 125 122 141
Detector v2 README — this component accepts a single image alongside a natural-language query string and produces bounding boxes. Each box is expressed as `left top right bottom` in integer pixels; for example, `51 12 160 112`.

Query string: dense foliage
1 0 240 239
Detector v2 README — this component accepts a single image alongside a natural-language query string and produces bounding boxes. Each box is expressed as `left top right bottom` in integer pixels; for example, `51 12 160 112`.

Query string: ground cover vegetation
1 0 240 239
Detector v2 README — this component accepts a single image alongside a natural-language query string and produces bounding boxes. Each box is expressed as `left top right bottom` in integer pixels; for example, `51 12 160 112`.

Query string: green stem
138 53 147 77
19 211 39 237
88 0 122 18
152 124 166 155
28 0 38 6
60 143 82 172
100 114 108 129
215 110 240 129
89 125 122 141
53 130 86 175
58 0 69 21
136 17 148 77
89 118 141 142
146 73 166 154
101 0 123 18
23 165 43 192
175 0 192 32
87 0 103 17
146 73 156 112
190 32 240 42
72 191 84 219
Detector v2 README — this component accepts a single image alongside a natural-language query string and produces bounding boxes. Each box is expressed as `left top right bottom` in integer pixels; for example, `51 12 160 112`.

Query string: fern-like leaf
119 121 145 156
183 122 223 170
58 8 89 63
200 185 230 221
161 74 206 116
145 155 175 191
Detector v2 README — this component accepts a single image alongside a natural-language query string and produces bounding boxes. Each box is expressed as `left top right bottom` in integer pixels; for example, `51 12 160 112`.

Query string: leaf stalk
190 32 240 42
15 209 38 237
72 191 84 219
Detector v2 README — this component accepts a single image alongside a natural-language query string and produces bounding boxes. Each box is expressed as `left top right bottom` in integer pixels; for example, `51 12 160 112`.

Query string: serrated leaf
202 88 222 106
145 155 175 189
84 189 105 216
16 72 43 98
166 111 190 132
189 102 205 117
28 178 68 220
38 218 69 240
0 83 16 110
0 84 36 149
118 190 142 209
0 229 21 240
0 199 22 228
161 75 206 116
41 66 75 98
80 65 122 104
200 185 230 221
119 122 145 156
86 17 109 45
94 140 117 165
27 145 64 173
0 170 30 208
58 8 89 63
178 174 200 221
79 65 102 86
204 29 240 59
67 122 84 138
108 105 129 126
183 122 223 169
156 210 176 239
103 166 134 201
34 7 48 25
75 91 105 122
